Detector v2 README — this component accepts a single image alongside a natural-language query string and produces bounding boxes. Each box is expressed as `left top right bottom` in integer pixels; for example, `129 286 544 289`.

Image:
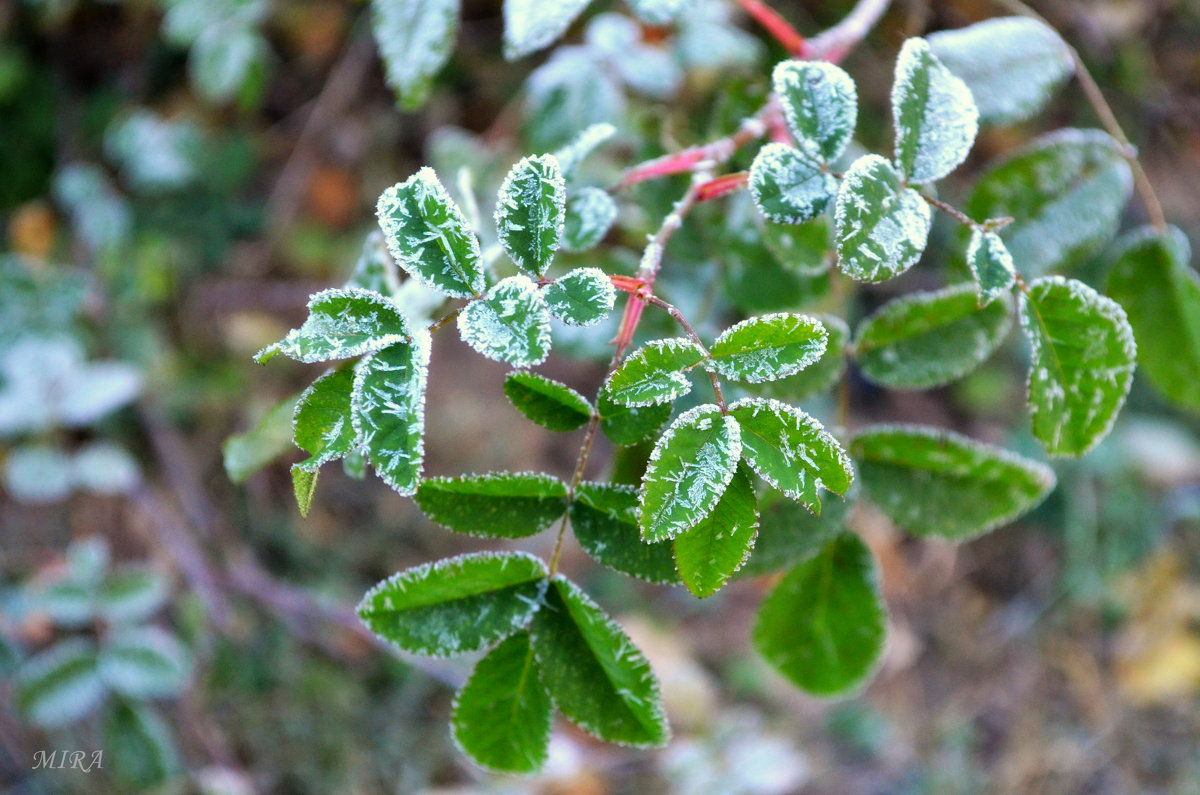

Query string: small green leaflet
293 367 356 470
504 371 592 431
729 397 852 516
604 338 706 407
32 578 93 627
553 122 616 179
965 129 1132 278
14 638 105 728
967 228 1016 305
351 334 431 496
562 188 618 252
773 60 857 164
371 0 459 109
673 465 758 598
763 217 831 277
639 404 742 542
451 631 552 774
97 627 191 699
745 314 848 403
102 702 180 791
891 37 978 185
529 577 669 747
377 167 485 298
1107 226 1200 412
571 482 680 585
345 230 400 296
738 488 852 579
853 284 1012 390
749 143 837 224
255 288 410 364
358 551 548 657
223 393 299 483
753 533 887 697
97 567 167 625
459 275 552 367
495 154 566 277
835 154 931 283
928 17 1074 126
1020 276 1136 456
291 466 318 517
543 267 616 326
598 392 672 447
851 424 1056 539
414 472 568 538
708 312 828 384
503 0 592 59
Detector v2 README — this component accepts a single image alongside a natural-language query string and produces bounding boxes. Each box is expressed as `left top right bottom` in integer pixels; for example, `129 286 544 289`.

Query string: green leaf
965 129 1132 278
415 472 568 537
495 154 566 277
1106 226 1200 411
553 122 616 179
835 154 931 282
543 267 616 326
530 577 669 746
673 465 758 598
503 0 592 59
377 167 485 298
32 578 94 627
571 483 680 585
345 230 400 296
640 405 742 542
504 371 592 431
708 312 828 384
598 392 672 447
371 0 459 109
451 631 553 774
967 228 1016 305
604 338 706 408
763 217 831 277
343 448 368 479
14 638 105 728
458 275 552 367
98 627 192 698
254 288 410 364
358 552 548 657
850 424 1056 539
749 143 837 224
223 393 300 483
773 60 857 163
291 464 318 517
738 488 852 578
351 335 431 495
729 397 852 515
1020 276 1136 456
562 188 618 252
103 702 181 790
744 314 848 403
97 567 168 625
891 37 979 184
853 283 1013 389
928 17 1074 126
293 366 357 469
753 533 887 697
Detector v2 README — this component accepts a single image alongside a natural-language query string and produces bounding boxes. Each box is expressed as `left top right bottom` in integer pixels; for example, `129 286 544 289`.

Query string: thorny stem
734 0 808 55
996 0 1167 231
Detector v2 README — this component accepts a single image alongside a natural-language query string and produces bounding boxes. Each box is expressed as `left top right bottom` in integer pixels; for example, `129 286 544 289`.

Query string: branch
644 295 727 412
805 0 893 62
734 0 808 55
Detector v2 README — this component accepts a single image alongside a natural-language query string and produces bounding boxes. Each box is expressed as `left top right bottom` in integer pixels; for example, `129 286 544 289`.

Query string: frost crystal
891 38 979 185
749 143 838 224
773 60 858 163
494 154 566 277
835 154 931 282
503 0 593 59
371 0 459 109
458 275 552 367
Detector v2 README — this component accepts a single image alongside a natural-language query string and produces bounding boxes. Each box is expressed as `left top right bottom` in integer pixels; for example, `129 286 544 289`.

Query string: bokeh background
3 0 1200 792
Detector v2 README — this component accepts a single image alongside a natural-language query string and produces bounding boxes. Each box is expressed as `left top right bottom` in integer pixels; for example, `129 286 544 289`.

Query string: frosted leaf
928 17 1074 126
4 445 74 504
52 163 132 257
543 267 616 327
744 314 849 404
98 626 192 698
1020 276 1136 457
371 0 459 109
603 337 706 407
350 334 431 495
966 228 1015 306
586 15 682 99
708 313 828 384
376 167 485 298
562 188 618 252
504 372 592 431
672 464 758 598
965 129 1132 278
345 230 401 297
503 0 593 59
72 442 141 496
161 0 266 45
749 143 837 224
255 287 411 364
13 638 105 729
104 110 202 193
773 60 858 163
458 275 552 367
190 23 268 104
625 0 694 25
292 366 356 471
571 483 680 584
639 404 742 542
728 397 853 515
892 38 979 184
416 471 567 538
553 123 617 179
494 154 566 277
526 47 625 152
834 154 931 282
675 0 763 70
393 279 448 328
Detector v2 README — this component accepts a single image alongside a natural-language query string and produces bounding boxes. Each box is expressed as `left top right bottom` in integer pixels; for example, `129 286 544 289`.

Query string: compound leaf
708 312 828 384
892 37 979 184
495 154 566 277
371 0 459 109
749 143 838 224
504 371 592 431
604 338 706 407
255 288 410 364
543 267 616 326
835 154 931 283
773 60 857 163
598 392 672 447
673 465 758 598
98 627 191 699
415 472 568 538
967 228 1016 305
571 483 680 585
351 335 431 496
14 638 105 729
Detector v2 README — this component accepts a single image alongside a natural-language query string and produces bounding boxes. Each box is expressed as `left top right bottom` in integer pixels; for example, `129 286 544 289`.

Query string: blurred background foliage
2 0 1200 792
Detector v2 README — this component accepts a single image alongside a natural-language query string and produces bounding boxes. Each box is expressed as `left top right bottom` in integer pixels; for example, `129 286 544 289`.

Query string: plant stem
644 294 728 413
919 192 979 227
805 0 893 62
734 0 808 55
614 115 768 190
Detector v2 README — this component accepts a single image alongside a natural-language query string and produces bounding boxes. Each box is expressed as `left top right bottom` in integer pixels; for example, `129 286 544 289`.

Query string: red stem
735 0 808 56
695 172 750 202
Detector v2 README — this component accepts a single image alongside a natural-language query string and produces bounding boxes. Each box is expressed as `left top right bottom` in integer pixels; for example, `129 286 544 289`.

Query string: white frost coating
708 312 828 384
835 155 931 282
371 0 458 107
966 228 1015 305
638 404 743 541
562 188 618 252
503 0 593 59
891 38 979 185
773 60 858 163
603 337 705 407
494 154 566 277
71 441 141 496
256 287 411 364
749 143 837 224
625 0 694 25
543 267 617 327
4 445 74 504
554 123 618 178
350 332 431 496
458 275 553 367
291 368 354 472
928 17 1074 125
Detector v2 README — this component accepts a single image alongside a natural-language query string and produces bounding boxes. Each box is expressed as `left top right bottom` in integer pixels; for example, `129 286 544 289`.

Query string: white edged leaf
749 143 838 224
371 0 460 109
603 337 706 407
672 464 758 598
562 188 618 252
503 0 593 59
414 471 568 538
967 228 1016 305
571 482 681 585
743 314 849 403
292 366 356 470
835 154 931 282
773 60 857 163
543 267 616 326
351 334 431 496
458 275 553 366
891 37 979 184
708 312 828 384
495 154 566 277
254 288 411 364
504 371 593 431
